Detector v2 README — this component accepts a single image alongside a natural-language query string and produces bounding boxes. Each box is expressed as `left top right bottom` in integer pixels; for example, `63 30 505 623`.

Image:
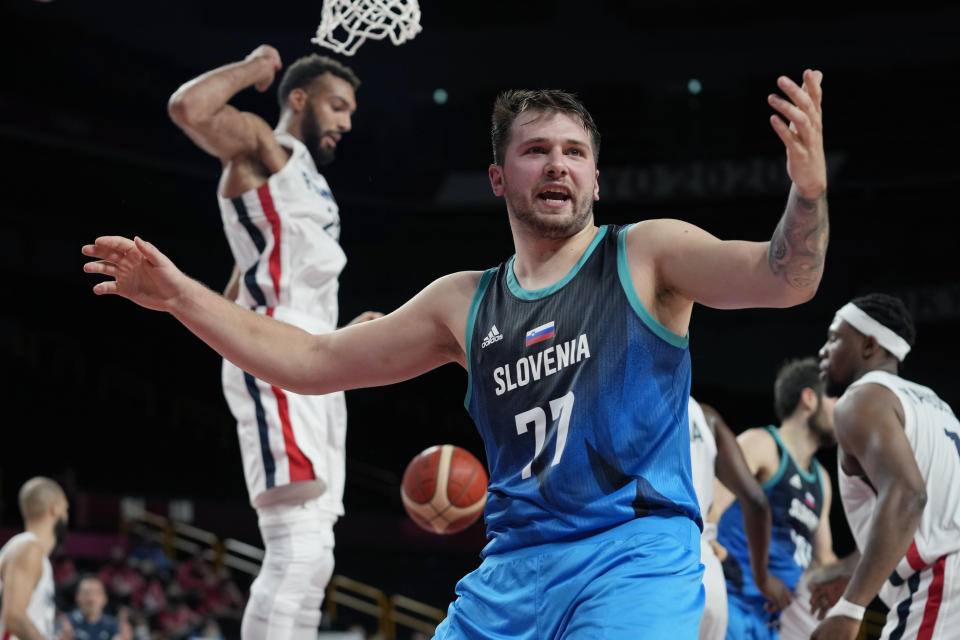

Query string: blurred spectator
175 551 216 600
52 546 80 611
127 535 172 573
125 609 150 640
69 575 120 640
132 560 166 617
198 568 244 619
98 547 142 602
186 617 224 640
155 583 200 639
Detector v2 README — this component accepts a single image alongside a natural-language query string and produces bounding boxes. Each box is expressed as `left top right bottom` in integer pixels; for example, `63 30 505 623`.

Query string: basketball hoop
312 0 422 56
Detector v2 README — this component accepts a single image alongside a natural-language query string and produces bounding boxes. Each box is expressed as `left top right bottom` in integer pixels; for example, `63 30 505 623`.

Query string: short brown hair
773 357 823 421
277 54 361 110
491 90 601 166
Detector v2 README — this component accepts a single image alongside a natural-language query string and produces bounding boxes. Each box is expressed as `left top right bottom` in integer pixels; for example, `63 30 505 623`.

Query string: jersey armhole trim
464 268 498 409
616 224 689 349
762 426 790 489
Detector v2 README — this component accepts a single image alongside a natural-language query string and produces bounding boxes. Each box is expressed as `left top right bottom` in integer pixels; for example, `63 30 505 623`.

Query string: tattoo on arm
768 186 829 289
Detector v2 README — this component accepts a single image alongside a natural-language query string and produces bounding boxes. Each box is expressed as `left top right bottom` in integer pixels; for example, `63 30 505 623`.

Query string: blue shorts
724 594 779 640
434 515 704 640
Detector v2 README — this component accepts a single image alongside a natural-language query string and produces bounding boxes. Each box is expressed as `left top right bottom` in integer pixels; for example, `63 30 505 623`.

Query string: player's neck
24 522 55 556
509 223 599 291
855 359 899 382
777 419 819 472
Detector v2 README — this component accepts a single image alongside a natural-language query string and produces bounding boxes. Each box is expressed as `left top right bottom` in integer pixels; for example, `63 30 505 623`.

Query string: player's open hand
811 613 861 640
82 236 187 312
757 572 792 613
245 45 282 92
769 69 825 199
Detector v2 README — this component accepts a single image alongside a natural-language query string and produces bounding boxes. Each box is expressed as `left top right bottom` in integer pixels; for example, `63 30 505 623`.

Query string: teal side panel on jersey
464 268 498 409
615 225 689 349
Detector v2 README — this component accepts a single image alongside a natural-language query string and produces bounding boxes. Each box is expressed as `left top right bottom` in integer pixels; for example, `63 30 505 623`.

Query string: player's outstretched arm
812 385 926 640
0 541 47 640
707 406 792 613
167 45 286 169
628 70 827 312
83 236 474 395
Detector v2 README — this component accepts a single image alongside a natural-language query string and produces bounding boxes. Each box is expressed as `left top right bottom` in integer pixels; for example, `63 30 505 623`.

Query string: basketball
401 445 488 534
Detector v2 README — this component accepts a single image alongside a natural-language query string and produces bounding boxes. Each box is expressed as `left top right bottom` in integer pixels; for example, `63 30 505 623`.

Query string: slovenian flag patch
525 321 556 347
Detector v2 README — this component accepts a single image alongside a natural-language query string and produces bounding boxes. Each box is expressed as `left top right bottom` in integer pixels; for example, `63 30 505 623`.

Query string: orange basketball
401 444 488 534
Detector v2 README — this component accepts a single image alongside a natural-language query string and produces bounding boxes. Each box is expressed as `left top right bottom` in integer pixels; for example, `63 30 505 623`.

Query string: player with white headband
811 293 960 640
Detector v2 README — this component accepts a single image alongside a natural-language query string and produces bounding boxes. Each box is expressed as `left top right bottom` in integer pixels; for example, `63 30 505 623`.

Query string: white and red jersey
0 532 55 640
218 131 347 512
840 370 960 639
688 396 718 524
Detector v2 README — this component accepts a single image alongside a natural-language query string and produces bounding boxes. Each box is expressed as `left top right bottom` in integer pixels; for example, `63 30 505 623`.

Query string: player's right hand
757 572 793 613
808 575 849 620
82 236 188 313
245 45 282 92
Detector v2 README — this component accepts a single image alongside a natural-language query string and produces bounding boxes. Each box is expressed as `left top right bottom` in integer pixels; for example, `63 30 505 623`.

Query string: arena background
2 0 959 620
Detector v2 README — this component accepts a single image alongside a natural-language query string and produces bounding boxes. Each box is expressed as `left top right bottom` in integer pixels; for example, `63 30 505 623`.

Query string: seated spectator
175 552 215 599
131 560 166 617
197 568 244 619
155 583 200 639
69 575 121 640
187 617 225 640
98 547 143 602
127 535 172 573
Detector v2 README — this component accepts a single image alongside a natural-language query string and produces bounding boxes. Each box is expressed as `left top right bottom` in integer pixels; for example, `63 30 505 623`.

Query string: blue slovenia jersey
464 224 701 556
718 426 824 607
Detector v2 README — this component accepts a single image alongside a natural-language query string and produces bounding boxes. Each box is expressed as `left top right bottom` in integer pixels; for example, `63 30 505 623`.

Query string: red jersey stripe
256 183 283 300
917 555 946 640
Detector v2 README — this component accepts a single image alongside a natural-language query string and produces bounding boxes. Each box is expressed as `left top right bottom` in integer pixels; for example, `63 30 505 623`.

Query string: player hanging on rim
84 69 828 637
167 46 381 640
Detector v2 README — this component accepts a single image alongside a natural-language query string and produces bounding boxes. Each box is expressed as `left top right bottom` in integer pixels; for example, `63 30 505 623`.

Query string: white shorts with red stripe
878 551 959 640
223 358 346 513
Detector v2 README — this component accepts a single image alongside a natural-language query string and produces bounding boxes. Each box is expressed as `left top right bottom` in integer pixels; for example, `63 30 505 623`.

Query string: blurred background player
0 477 70 640
69 575 122 640
167 45 380 640
710 357 838 639
689 398 792 640
811 294 960 640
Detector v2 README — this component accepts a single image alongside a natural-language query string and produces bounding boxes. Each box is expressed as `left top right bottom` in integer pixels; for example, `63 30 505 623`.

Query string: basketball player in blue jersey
709 358 838 639
168 46 380 640
85 68 828 638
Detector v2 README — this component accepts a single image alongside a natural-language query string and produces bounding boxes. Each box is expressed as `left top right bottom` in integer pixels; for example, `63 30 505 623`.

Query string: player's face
490 111 599 239
808 392 837 445
76 579 107 617
301 73 356 167
818 317 863 398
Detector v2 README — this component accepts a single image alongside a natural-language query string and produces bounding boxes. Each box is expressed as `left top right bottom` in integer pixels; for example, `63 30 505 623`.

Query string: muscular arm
706 407 791 611
84 236 477 395
0 542 48 640
810 470 838 569
167 46 287 171
832 384 927 607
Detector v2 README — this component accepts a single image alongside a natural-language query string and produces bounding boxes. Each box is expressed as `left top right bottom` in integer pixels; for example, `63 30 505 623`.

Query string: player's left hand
757 572 792 613
810 614 861 640
809 575 849 620
768 69 825 199
346 311 384 326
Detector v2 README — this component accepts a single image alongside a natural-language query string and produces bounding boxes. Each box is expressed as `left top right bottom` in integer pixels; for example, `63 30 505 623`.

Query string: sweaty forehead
311 74 357 109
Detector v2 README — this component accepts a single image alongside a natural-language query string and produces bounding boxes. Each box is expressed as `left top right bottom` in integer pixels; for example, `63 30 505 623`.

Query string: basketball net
312 0 422 56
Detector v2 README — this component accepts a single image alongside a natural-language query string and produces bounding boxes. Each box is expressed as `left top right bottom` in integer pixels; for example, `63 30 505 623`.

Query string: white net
312 0 422 56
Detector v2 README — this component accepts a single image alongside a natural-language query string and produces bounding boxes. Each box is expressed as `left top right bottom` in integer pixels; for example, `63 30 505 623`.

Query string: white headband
835 302 911 362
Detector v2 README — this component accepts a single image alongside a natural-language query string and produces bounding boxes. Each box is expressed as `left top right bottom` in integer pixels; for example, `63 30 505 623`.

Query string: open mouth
537 185 572 205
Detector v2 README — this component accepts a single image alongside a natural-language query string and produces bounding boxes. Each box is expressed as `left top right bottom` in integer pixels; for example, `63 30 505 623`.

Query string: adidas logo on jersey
482 325 504 348
789 473 802 490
